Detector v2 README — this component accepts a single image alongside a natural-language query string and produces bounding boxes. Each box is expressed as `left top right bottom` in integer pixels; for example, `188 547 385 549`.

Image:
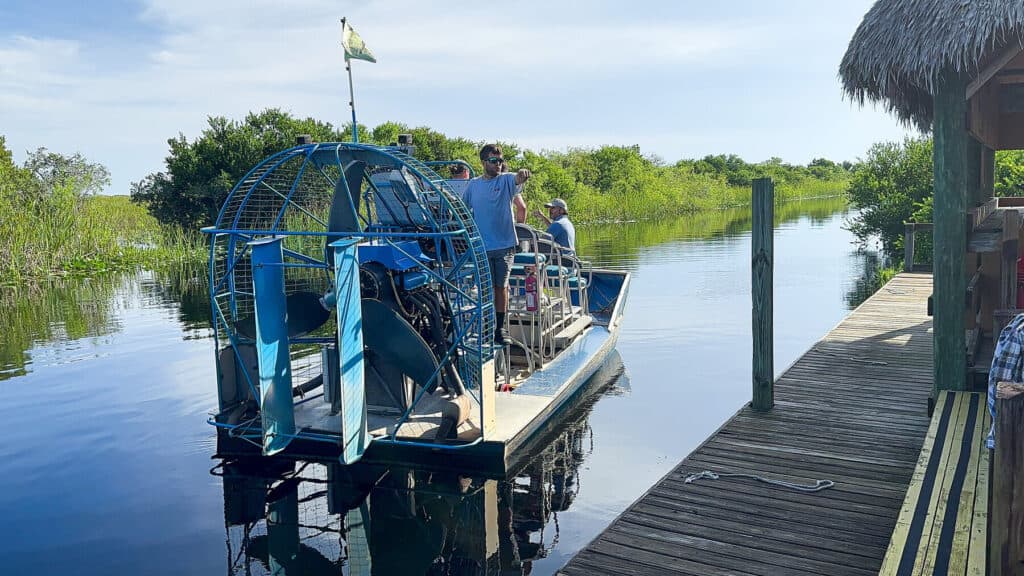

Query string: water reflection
0 264 209 380
217 357 628 576
144 263 213 332
0 275 123 379
579 196 849 269
844 249 889 309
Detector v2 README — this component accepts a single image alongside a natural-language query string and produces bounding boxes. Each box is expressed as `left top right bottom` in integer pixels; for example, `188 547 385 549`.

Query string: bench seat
879 390 990 575
513 252 547 265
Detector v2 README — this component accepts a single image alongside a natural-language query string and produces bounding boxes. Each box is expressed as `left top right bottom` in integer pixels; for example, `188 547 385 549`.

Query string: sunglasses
485 157 504 165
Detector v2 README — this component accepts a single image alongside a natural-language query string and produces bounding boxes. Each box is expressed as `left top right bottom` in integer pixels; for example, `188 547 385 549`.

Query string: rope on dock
683 470 835 492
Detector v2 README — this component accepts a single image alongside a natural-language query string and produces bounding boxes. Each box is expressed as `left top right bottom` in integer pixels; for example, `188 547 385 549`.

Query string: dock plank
559 272 936 575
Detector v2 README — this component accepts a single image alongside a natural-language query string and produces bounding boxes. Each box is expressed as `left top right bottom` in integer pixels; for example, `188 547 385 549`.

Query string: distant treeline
130 108 853 229
0 109 853 280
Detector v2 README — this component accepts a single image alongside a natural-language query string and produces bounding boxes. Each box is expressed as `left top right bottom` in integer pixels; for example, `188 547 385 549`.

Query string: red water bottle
525 267 538 312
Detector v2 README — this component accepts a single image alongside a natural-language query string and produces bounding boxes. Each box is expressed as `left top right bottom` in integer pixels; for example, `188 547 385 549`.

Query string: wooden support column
751 178 774 412
991 382 1024 576
933 69 969 392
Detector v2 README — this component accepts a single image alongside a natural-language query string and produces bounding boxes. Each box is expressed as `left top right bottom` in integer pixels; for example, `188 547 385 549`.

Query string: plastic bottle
525 266 538 312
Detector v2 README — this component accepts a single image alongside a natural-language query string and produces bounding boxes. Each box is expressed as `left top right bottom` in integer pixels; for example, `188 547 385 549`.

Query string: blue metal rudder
250 236 296 456
332 237 368 463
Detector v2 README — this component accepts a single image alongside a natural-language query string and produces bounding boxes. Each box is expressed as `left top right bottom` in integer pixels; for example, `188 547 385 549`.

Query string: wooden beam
996 73 1024 84
991 382 1024 576
967 44 1023 99
934 69 969 392
751 177 774 412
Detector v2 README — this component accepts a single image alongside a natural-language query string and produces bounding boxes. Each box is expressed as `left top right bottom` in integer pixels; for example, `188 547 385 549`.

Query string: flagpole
342 17 359 143
347 57 359 143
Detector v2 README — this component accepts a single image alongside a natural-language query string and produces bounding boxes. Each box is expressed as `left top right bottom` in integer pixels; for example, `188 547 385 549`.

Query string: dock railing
903 222 934 272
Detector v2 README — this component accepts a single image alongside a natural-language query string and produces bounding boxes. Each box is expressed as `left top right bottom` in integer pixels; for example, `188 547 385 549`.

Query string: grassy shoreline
0 195 205 285
4 186 848 284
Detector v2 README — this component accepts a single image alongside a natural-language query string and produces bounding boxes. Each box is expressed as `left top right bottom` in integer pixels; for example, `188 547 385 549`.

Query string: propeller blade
328 160 366 235
235 291 332 340
361 298 439 390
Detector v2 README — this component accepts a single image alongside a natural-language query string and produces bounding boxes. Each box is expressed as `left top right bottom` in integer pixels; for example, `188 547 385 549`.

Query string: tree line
129 108 854 229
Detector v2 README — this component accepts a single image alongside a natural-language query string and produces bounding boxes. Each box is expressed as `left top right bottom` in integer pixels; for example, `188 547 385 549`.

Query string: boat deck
219 321 621 476
560 272 936 575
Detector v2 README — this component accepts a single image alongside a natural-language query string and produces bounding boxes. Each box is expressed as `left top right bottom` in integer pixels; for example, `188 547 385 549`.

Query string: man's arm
515 168 531 187
532 209 552 226
513 193 527 224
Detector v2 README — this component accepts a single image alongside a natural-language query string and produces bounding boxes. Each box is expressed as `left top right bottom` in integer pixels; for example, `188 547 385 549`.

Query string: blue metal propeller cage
203 142 494 451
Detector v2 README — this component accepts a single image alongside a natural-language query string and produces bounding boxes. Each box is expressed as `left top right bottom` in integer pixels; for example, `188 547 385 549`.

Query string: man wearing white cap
533 198 575 254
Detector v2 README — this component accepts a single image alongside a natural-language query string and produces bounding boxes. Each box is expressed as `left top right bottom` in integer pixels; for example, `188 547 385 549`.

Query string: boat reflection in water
216 353 628 575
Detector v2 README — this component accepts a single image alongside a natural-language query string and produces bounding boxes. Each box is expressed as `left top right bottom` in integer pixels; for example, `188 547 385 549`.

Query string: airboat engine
345 241 469 426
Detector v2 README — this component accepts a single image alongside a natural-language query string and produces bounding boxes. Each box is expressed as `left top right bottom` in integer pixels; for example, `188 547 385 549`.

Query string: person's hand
516 168 531 183
532 209 545 219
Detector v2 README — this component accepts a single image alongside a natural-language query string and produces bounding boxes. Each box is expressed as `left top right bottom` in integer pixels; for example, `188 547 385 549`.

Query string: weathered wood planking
560 272 936 576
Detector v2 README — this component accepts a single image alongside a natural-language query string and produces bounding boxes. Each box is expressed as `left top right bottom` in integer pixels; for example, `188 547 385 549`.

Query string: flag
342 20 376 63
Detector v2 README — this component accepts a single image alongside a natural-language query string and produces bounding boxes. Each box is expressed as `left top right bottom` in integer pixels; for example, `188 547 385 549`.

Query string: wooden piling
991 381 1024 576
751 177 774 412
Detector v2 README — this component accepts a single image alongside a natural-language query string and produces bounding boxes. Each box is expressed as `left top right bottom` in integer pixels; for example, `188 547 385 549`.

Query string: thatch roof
840 0 1024 129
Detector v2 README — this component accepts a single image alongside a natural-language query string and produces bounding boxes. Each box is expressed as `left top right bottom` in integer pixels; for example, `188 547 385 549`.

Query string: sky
0 0 916 195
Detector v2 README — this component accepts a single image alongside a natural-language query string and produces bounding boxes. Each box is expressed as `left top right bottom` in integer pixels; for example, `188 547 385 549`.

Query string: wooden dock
560 272 936 576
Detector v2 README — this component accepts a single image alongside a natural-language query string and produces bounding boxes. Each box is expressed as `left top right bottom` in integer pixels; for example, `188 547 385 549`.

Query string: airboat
203 139 629 474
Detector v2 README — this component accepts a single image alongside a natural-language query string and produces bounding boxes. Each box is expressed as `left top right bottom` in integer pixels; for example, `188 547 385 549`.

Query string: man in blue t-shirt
460 144 530 343
533 197 575 255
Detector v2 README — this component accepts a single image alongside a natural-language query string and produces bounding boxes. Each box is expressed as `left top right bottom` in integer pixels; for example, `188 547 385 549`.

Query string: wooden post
933 69 968 392
751 178 774 412
991 382 1024 575
905 223 916 272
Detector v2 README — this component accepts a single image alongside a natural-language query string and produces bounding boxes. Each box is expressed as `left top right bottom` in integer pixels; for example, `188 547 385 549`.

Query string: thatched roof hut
842 1 1024 393
840 0 1024 130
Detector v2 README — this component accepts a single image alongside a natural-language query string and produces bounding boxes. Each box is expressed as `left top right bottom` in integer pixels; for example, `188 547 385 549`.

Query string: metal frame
203 143 495 454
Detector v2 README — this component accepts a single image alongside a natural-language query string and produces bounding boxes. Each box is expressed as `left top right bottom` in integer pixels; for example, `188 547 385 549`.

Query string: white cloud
0 36 83 112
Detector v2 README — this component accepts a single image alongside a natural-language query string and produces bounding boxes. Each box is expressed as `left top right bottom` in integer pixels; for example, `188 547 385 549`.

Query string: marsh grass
539 172 848 225
1 194 206 283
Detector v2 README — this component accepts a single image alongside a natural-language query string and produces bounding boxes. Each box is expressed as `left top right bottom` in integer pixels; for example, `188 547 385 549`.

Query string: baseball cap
543 198 568 211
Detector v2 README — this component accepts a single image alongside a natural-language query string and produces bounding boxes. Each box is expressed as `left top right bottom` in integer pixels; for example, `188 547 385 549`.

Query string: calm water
0 198 881 575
